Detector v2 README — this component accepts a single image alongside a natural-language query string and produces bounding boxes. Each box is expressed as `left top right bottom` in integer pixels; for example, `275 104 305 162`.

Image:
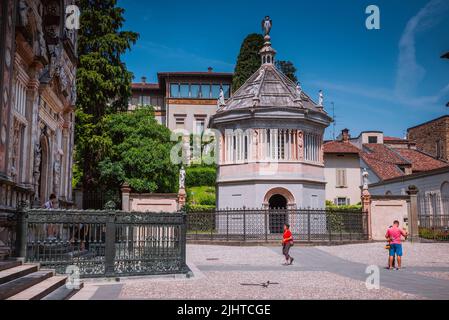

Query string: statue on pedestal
318 90 324 107
179 166 186 190
217 88 225 108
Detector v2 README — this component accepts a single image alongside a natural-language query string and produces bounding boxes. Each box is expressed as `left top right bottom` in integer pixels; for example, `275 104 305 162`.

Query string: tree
75 0 139 193
232 33 264 91
98 107 179 194
275 60 298 83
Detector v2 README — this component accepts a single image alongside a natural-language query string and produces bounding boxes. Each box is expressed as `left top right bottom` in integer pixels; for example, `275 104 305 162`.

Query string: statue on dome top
262 16 272 37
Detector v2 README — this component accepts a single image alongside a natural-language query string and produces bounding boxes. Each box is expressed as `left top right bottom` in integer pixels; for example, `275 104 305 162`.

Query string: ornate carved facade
0 0 77 211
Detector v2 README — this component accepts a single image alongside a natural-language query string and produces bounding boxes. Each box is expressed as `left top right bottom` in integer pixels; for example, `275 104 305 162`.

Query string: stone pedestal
178 188 186 211
362 189 372 240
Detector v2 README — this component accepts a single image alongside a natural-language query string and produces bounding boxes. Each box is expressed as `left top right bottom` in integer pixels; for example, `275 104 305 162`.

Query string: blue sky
119 0 449 140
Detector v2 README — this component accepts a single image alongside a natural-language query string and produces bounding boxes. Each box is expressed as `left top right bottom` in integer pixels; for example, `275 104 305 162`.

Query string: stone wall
122 192 180 213
369 195 409 241
408 116 449 161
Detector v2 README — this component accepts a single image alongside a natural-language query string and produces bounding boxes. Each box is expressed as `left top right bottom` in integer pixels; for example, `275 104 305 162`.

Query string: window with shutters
336 169 347 188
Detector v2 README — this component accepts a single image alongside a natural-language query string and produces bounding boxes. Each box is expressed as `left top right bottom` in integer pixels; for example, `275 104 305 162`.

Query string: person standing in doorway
282 224 294 265
385 220 408 270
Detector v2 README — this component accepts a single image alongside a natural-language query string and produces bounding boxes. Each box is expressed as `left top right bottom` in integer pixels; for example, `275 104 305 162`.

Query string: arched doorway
268 194 288 234
269 194 287 209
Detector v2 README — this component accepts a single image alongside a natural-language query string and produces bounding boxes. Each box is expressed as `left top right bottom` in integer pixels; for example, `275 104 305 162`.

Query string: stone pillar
121 183 131 212
178 188 186 211
406 185 420 242
362 189 372 240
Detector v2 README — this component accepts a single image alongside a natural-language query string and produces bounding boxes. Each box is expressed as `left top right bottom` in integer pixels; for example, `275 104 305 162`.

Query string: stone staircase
0 260 83 300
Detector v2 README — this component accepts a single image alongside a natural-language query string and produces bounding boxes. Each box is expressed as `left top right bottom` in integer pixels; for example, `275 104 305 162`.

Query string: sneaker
289 257 295 265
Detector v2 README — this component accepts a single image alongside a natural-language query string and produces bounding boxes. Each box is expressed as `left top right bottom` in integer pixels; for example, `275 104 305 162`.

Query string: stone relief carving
53 155 61 195
18 0 29 27
33 143 42 198
297 131 304 159
10 120 21 179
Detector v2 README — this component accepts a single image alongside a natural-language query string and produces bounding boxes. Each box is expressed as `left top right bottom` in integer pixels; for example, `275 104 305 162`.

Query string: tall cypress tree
275 60 298 83
232 33 264 92
75 0 139 195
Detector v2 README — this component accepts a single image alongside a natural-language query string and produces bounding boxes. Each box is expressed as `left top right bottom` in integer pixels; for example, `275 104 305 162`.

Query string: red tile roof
131 83 160 90
394 149 448 173
360 143 448 181
323 141 360 154
384 136 405 141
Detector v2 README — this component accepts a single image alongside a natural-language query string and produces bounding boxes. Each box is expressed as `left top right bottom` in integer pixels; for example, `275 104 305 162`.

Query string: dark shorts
389 244 403 257
282 242 293 256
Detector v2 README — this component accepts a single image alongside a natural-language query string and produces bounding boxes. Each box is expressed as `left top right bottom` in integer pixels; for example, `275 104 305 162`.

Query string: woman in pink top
385 220 409 270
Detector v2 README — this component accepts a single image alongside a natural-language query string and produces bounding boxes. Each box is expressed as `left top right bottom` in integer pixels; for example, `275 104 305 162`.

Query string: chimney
141 76 147 84
208 67 213 73
341 129 350 143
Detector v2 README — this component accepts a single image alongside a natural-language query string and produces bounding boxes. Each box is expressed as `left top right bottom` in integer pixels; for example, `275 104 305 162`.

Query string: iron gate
15 207 189 278
187 209 369 242
418 194 449 241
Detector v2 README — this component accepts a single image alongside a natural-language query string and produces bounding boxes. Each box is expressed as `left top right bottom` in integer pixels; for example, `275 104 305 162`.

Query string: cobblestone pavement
71 243 449 300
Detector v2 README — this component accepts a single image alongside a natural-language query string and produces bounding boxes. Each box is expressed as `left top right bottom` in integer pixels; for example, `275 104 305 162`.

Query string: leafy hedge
326 201 362 211
419 228 449 241
186 166 217 187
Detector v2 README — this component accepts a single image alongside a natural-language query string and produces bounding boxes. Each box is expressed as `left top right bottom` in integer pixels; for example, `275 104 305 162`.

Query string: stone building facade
407 116 449 162
129 70 233 133
0 0 77 211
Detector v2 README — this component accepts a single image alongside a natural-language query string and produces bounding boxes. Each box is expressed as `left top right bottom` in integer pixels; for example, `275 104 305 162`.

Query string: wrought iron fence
418 194 449 241
0 208 17 259
186 209 369 242
15 207 188 278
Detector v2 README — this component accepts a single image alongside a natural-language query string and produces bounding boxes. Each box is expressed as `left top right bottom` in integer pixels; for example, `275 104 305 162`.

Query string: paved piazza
71 243 449 300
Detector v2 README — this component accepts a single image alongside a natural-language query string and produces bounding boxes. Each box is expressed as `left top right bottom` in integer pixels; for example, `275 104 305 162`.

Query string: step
0 260 22 272
7 275 68 300
0 264 39 285
0 270 54 300
42 282 84 300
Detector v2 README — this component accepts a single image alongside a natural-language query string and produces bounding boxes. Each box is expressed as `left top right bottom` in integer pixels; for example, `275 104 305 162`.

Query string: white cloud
395 0 449 97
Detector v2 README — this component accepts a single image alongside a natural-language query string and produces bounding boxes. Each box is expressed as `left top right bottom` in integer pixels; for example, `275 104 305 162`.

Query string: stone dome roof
218 63 322 113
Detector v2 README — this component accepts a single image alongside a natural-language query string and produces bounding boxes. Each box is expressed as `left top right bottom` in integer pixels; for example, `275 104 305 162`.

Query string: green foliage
186 166 217 187
185 204 216 212
232 33 264 91
187 186 216 206
419 228 449 241
97 107 179 193
326 201 362 211
275 60 298 83
75 0 139 192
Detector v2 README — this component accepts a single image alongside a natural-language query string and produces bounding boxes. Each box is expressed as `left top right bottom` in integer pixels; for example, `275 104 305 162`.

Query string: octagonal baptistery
210 29 332 212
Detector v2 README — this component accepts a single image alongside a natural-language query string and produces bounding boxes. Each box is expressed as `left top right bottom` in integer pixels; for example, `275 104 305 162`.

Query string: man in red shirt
282 224 294 265
385 220 408 270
